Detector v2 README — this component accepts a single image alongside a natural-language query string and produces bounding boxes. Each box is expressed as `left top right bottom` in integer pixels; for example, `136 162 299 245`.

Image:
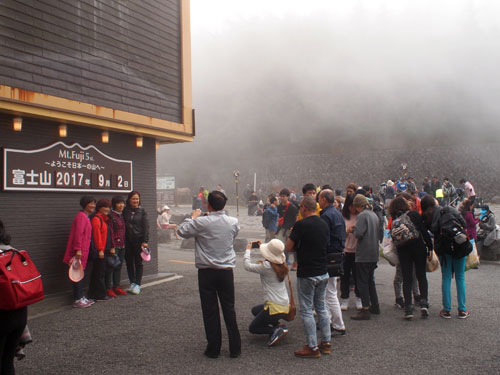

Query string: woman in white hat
158 205 180 240
243 238 290 347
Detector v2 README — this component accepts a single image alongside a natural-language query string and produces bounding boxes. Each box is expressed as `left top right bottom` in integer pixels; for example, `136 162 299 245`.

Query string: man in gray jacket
178 191 241 359
350 194 381 320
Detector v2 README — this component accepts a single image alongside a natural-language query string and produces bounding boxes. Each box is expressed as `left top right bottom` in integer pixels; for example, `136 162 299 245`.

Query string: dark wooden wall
0 0 182 123
0 114 158 295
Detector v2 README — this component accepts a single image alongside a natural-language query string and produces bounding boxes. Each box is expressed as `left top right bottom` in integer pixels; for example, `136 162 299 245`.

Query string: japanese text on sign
3 142 133 193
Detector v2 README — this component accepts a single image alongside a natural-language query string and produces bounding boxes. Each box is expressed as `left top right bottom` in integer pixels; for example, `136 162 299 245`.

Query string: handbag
283 274 296 322
426 250 440 272
0 249 44 310
326 252 344 277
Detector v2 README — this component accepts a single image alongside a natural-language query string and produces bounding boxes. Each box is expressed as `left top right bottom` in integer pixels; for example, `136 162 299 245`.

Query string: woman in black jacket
123 191 149 295
389 197 433 320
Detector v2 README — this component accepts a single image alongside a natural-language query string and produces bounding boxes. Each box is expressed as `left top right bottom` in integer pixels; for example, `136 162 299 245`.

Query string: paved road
16 210 500 375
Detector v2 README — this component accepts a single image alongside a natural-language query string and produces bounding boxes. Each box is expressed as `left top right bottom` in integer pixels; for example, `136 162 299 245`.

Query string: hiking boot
458 310 471 319
268 327 288 347
439 310 451 319
106 289 117 298
73 298 91 308
394 297 404 309
350 308 371 320
318 341 331 355
340 299 349 311
294 345 321 358
369 304 380 315
114 287 127 296
355 297 363 310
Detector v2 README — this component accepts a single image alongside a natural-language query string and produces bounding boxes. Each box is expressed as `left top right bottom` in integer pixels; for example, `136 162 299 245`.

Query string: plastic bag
465 239 480 271
381 229 399 266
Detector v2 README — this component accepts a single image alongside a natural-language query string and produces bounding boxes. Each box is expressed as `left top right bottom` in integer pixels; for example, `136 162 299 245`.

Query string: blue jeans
297 273 330 348
440 254 466 312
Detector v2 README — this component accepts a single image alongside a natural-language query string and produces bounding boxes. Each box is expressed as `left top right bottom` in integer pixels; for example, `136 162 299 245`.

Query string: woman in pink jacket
63 196 96 308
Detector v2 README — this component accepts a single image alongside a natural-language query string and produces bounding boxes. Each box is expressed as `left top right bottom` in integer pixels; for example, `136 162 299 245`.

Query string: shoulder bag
283 274 296 321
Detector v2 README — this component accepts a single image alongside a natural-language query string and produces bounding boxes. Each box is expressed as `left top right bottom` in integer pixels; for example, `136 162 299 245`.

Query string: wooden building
0 0 193 296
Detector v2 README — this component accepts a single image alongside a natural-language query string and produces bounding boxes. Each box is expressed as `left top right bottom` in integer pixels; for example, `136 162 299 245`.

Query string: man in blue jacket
318 189 346 335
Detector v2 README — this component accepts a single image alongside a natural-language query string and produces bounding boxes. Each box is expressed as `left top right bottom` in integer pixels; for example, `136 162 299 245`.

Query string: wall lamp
155 141 160 150
101 131 109 143
136 136 143 148
13 117 22 131
59 124 67 137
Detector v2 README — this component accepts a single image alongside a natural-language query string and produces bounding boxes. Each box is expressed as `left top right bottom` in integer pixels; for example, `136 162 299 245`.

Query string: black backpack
262 208 273 229
439 207 472 258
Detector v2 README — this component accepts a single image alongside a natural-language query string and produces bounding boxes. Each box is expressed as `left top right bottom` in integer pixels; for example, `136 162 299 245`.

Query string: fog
158 1 500 193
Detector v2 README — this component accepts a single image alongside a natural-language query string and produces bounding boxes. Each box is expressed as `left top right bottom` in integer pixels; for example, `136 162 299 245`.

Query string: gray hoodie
354 209 380 263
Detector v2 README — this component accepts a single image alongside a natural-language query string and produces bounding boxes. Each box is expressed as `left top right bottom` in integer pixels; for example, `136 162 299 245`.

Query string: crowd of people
255 177 495 356
171 176 496 359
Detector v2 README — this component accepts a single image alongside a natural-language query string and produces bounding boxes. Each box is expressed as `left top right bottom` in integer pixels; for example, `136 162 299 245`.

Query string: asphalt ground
16 208 500 375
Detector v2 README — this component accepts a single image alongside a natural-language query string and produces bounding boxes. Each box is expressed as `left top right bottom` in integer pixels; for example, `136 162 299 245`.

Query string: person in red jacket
88 199 114 302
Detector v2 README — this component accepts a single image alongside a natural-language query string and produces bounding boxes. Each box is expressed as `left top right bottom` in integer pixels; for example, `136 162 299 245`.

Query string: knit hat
353 194 369 209
259 239 286 265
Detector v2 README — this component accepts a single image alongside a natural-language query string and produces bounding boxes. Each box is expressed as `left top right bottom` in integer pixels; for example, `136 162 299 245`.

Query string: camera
251 241 260 249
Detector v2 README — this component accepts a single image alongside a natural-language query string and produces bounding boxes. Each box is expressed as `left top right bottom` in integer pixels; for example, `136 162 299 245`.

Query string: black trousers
398 246 428 308
125 242 143 286
88 258 106 300
249 304 287 336
0 307 27 375
340 252 359 299
198 268 241 356
356 262 379 308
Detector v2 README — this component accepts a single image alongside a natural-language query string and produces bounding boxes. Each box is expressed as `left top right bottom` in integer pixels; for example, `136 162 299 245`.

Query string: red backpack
0 249 44 310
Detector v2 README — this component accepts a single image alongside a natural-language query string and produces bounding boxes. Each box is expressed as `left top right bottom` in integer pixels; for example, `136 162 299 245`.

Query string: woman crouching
243 239 290 347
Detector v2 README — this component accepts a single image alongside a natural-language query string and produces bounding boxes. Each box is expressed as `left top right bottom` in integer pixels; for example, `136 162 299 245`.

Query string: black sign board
3 142 133 193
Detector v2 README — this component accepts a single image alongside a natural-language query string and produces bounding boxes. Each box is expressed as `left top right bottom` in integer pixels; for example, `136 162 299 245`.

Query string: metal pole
235 178 239 216
233 170 240 217
254 172 256 192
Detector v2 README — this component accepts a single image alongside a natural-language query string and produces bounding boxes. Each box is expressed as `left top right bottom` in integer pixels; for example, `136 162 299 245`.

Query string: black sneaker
404 307 414 320
331 327 346 337
96 295 113 302
268 327 288 347
420 299 429 318
394 297 404 309
421 306 429 318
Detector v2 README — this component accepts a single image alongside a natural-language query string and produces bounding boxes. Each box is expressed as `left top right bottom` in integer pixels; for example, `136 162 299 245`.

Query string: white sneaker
340 299 349 311
131 284 141 295
126 283 136 293
356 297 363 310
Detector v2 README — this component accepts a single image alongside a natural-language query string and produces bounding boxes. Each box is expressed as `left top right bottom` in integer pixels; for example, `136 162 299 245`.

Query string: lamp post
233 170 240 217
